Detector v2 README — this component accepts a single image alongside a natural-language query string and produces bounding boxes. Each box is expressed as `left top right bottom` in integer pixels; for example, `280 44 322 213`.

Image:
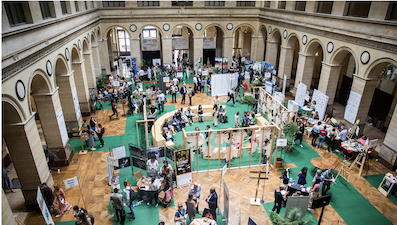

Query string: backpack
129 188 136 201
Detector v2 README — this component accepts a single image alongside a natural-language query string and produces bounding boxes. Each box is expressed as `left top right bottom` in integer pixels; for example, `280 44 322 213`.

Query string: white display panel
311 89 329 121
344 90 361 124
295 82 307 107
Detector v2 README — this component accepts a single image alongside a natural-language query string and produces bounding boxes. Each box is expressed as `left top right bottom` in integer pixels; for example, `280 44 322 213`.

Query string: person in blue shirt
174 203 187 225
200 79 206 93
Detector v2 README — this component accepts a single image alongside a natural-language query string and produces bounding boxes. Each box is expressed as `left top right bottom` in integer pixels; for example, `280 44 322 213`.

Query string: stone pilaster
161 37 172 65
277 46 294 86
72 59 90 115
91 45 102 77
250 36 258 61
194 37 204 63
3 114 54 211
57 71 83 132
265 40 279 68
256 36 266 61
295 52 315 88
2 191 17 225
83 51 96 89
130 38 142 67
379 103 397 169
318 62 343 105
223 37 234 66
32 88 73 166
98 38 111 74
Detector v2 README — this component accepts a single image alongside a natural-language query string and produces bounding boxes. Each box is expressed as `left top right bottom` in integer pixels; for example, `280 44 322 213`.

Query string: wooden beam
228 130 232 169
184 124 275 134
136 121 140 147
259 128 265 166
239 130 243 168
196 132 199 173
218 131 221 170
249 129 254 167
273 127 282 165
269 127 276 166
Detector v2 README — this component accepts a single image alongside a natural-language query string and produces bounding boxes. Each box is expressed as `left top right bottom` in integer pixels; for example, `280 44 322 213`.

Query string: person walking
54 184 72 217
110 188 124 222
272 185 286 214
186 194 197 223
180 84 187 104
109 99 119 120
97 124 105 148
187 86 194 106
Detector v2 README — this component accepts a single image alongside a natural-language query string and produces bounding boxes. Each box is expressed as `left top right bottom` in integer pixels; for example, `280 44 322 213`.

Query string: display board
222 58 228 73
113 146 126 159
311 89 329 121
130 145 146 158
203 37 216 49
211 74 238 96
37 187 54 225
172 37 188 50
284 196 310 218
114 157 131 170
152 58 161 66
72 88 81 120
142 38 160 51
295 82 307 107
215 57 222 69
223 178 229 225
147 146 165 164
265 80 272 94
174 149 193 187
344 90 362 124
132 157 146 170
56 107 68 146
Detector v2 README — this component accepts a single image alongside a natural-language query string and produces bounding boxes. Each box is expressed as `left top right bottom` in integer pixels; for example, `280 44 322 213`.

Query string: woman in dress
186 194 197 223
213 104 219 127
87 127 95 150
54 184 72 217
297 167 308 185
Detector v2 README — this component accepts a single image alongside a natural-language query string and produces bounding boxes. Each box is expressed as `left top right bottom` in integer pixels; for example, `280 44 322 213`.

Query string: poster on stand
56 107 68 146
222 58 228 73
203 37 216 49
265 81 273 94
174 149 192 187
295 82 307 107
311 89 329 121
152 58 161 66
344 90 361 124
113 146 126 159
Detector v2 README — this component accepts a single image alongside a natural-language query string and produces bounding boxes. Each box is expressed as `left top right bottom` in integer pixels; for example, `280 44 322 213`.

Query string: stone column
295 52 315 88
250 36 258 61
256 36 266 61
317 62 342 105
277 46 294 85
194 37 203 63
161 37 172 65
91 45 102 77
57 71 83 132
72 59 90 115
265 41 279 67
379 104 397 169
98 38 111 74
32 88 73 166
83 51 96 89
349 76 377 132
223 36 234 66
3 114 54 211
2 191 17 225
130 38 142 67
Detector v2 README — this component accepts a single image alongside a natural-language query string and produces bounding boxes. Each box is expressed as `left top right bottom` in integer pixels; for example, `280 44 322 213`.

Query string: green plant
96 73 107 89
170 144 185 151
251 80 260 86
270 207 312 225
242 95 255 106
279 122 299 156
210 67 219 74
142 59 151 70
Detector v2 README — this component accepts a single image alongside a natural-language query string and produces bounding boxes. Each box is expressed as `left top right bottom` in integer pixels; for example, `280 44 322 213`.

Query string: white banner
203 37 216 49
113 146 126 159
222 164 228 177
142 38 160 51
176 173 192 187
344 90 361 124
295 82 307 107
56 107 68 147
72 88 81 120
108 157 119 167
223 179 230 224
63 176 79 189
265 80 272 95
276 139 288 147
172 37 188 50
152 58 161 66
312 89 329 121
177 72 183 78
37 187 54 225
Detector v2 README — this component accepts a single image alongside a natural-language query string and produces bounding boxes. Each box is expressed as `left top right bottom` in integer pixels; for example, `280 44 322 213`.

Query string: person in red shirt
109 99 118 120
316 126 327 149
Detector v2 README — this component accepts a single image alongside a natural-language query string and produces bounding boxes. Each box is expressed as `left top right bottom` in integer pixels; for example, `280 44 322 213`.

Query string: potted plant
96 73 107 90
242 95 256 110
282 123 299 153
270 207 312 225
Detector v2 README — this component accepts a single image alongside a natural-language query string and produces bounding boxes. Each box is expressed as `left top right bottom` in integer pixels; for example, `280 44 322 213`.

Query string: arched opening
233 26 254 61
171 25 193 68
266 30 282 72
259 26 267 61
334 52 356 106
71 47 90 114
91 33 102 77
203 25 223 66
106 27 131 73
82 39 96 89
139 25 162 71
306 41 324 90
283 35 300 91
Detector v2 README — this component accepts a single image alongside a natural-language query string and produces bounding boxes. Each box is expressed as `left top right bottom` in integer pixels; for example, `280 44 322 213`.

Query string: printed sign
369 139 378 148
174 149 193 187
108 157 119 167
142 38 160 51
203 37 216 49
344 91 361 124
37 187 54 225
163 76 170 83
72 88 81 120
56 107 68 147
172 37 188 50
113 146 126 159
177 72 183 78
265 72 271 78
63 176 79 189
276 139 288 147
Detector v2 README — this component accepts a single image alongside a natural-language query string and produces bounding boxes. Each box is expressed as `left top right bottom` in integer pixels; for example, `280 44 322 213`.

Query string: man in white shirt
157 90 165 114
173 76 179 86
188 182 202 214
171 84 178 103
148 177 161 207
193 75 198 92
339 126 347 141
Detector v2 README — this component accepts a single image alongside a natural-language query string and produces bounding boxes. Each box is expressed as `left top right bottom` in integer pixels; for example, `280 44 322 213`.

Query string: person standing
180 84 187 104
157 90 165 114
87 128 96 150
110 188 124 222
145 86 152 105
123 182 136 221
198 105 204 122
200 78 206 93
205 187 218 220
187 86 194 106
297 167 308 185
321 167 334 195
339 126 348 141
97 91 104 110
235 111 240 128
327 129 337 153
163 167 173 191
171 84 178 103
294 123 305 148
54 184 72 217
148 177 161 207
188 182 201 215
109 99 119 120
147 67 152 81
174 203 187 225
316 126 327 149
213 104 219 127
41 183 54 210
97 124 105 148
308 178 321 210
311 121 321 146
186 194 197 222
272 185 286 214
193 75 198 92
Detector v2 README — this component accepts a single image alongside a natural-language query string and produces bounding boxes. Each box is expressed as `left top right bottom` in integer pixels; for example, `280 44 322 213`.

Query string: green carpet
96 100 119 110
272 140 392 225
262 202 317 224
54 221 76 225
365 174 397 207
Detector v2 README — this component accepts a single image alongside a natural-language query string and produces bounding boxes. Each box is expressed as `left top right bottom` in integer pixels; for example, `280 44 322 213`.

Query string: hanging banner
37 187 54 225
56 107 68 147
142 38 160 51
222 58 228 73
344 90 361 124
311 89 329 121
203 37 216 49
295 82 307 107
282 74 287 95
174 149 193 187
72 88 81 120
172 37 188 50
108 157 119 167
